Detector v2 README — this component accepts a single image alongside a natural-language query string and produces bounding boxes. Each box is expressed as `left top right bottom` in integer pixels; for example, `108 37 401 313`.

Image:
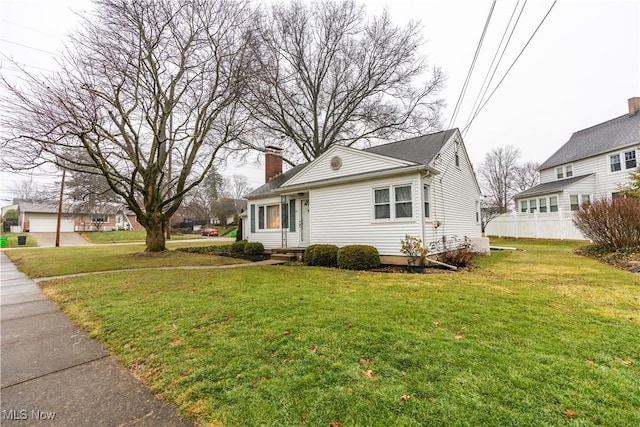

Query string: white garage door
30 217 75 232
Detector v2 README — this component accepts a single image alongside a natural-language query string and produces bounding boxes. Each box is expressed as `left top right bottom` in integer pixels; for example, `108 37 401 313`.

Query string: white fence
485 211 587 240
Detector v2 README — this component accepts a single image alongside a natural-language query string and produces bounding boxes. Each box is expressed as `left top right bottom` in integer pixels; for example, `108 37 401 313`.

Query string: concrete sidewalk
0 252 193 426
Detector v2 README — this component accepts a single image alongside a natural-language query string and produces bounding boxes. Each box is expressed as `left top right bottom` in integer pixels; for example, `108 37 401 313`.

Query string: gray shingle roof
245 163 308 199
245 130 457 199
363 129 457 165
539 113 640 170
515 174 594 198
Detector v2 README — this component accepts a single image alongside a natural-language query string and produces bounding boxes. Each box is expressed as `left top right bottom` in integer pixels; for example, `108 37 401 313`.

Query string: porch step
270 253 297 261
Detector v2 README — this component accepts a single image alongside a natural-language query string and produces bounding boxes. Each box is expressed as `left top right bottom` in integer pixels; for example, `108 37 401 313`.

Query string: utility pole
55 169 66 247
166 108 173 240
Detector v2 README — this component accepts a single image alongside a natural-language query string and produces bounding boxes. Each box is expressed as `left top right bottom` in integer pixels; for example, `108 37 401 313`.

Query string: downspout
419 170 428 249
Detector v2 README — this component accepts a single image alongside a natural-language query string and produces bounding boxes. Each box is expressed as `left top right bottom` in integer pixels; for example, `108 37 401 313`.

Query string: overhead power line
462 0 558 136
0 38 64 58
447 0 497 130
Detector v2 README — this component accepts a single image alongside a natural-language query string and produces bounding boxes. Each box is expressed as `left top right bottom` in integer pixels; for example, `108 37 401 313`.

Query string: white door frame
300 199 310 245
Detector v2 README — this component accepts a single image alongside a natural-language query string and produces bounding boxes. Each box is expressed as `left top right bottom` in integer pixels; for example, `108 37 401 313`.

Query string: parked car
201 228 219 237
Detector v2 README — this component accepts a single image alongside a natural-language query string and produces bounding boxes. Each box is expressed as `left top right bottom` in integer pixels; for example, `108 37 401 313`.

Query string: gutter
273 164 440 196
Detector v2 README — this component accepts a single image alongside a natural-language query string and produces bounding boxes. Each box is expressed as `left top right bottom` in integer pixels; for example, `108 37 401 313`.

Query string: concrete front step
270 253 297 261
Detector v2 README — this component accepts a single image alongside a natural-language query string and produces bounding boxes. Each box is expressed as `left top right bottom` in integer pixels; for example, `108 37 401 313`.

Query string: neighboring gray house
487 97 640 240
243 129 487 262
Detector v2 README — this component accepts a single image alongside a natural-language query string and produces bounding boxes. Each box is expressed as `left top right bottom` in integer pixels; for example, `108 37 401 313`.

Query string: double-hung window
556 167 564 179
374 188 391 219
538 198 547 213
625 150 637 169
529 199 537 213
374 185 413 220
423 185 431 218
565 164 573 178
395 185 412 218
520 200 528 213
610 154 622 172
549 196 558 212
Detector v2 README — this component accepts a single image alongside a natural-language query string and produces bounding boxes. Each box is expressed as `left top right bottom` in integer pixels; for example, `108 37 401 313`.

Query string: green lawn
5 240 244 277
0 232 38 247
80 230 206 244
14 239 640 426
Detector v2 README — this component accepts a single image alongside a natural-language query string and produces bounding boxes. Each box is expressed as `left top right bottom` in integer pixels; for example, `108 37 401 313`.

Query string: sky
1 0 639 205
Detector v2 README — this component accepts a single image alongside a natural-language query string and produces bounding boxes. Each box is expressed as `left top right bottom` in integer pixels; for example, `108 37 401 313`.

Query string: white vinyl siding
311 174 423 255
246 197 299 248
284 145 414 187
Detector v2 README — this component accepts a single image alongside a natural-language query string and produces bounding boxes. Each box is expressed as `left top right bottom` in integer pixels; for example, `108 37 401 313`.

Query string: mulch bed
220 253 271 262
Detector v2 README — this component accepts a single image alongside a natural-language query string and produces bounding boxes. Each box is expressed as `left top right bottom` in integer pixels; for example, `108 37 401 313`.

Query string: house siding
284 145 414 187
428 136 482 242
310 173 424 255
245 196 300 248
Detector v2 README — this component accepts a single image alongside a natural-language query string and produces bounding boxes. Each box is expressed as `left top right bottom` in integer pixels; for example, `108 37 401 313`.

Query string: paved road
0 252 193 426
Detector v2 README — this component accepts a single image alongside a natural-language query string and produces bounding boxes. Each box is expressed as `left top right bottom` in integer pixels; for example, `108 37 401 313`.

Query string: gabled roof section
18 201 62 214
244 129 457 200
515 174 594 199
282 144 419 188
539 113 640 170
364 129 458 165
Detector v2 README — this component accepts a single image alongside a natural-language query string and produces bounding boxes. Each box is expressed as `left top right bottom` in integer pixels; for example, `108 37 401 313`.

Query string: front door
300 199 310 244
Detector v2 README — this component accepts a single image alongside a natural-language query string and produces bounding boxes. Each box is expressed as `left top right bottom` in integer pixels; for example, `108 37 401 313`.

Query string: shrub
231 240 248 253
400 235 429 266
303 244 339 267
436 247 477 268
573 198 640 250
244 241 264 255
337 245 380 270
176 245 232 254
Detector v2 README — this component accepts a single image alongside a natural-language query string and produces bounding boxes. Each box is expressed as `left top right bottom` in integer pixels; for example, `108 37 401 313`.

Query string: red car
201 228 219 237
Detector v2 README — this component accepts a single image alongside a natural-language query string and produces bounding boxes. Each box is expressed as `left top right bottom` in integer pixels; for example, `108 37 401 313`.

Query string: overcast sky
1 0 638 204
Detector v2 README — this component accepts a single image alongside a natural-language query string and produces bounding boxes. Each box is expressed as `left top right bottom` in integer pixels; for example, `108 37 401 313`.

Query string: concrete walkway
0 252 193 426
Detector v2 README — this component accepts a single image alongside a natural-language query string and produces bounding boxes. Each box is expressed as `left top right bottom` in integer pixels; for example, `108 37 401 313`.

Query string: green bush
231 240 248 253
337 245 380 270
244 241 264 255
176 245 232 254
304 244 339 267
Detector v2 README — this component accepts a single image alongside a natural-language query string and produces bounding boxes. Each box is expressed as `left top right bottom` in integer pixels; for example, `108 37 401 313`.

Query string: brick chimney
629 97 640 116
265 145 283 183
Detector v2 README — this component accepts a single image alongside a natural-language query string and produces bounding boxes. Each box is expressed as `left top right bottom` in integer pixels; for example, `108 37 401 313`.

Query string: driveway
27 233 94 247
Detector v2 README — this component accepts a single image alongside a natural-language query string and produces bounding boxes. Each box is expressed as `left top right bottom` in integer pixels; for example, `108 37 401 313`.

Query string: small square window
394 185 413 218
581 194 591 205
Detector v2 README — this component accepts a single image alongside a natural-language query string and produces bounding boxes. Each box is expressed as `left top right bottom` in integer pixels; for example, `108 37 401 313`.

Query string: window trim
556 164 574 180
256 202 288 230
625 150 637 169
372 184 414 222
570 193 592 211
423 184 431 219
610 153 622 172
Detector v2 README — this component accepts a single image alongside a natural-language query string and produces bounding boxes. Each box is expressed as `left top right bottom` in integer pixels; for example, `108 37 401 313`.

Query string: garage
29 216 75 232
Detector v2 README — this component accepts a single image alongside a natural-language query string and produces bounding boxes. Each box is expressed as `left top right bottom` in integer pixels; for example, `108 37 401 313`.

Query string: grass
5 240 245 278
0 232 38 248
80 230 205 244
13 238 640 426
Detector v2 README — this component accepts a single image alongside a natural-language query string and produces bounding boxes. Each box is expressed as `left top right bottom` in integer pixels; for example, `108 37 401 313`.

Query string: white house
243 129 486 262
486 97 640 240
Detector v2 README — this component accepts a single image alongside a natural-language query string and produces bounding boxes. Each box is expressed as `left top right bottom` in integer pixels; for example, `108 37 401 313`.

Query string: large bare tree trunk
142 211 167 252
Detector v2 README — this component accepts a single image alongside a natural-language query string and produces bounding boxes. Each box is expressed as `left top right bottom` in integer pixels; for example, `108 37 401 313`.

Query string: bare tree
1 0 254 251
229 174 251 200
243 0 444 164
512 161 540 194
478 146 521 212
